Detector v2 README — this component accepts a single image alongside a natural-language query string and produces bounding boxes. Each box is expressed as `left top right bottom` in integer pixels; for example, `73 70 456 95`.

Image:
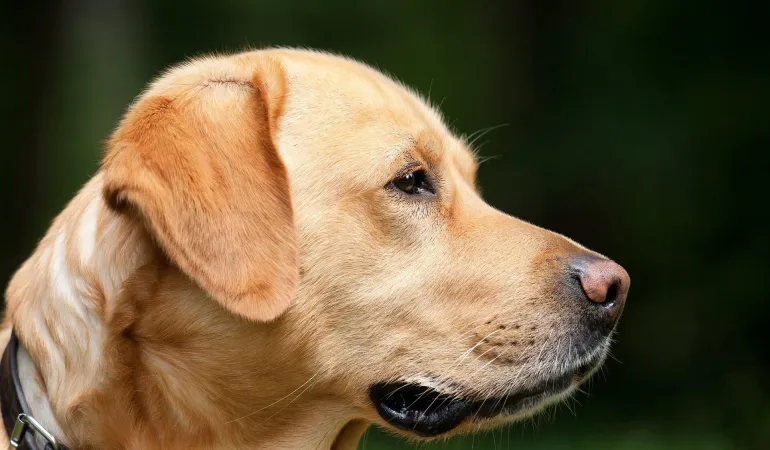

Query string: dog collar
1 330 69 450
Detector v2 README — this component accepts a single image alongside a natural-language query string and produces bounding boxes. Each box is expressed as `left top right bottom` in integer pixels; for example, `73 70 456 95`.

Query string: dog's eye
391 169 434 196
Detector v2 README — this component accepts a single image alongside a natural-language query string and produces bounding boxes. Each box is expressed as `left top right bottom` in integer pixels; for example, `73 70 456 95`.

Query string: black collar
1 330 69 450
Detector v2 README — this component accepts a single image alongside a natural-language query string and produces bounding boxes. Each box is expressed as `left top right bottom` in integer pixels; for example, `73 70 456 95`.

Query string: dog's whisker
492 367 521 415
571 394 583 407
473 140 493 154
261 371 327 426
466 125 509 153
477 154 501 166
412 373 480 424
404 386 434 411
469 344 513 380
454 329 502 364
465 344 502 372
462 123 508 150
380 331 481 401
562 395 577 416
227 369 324 424
424 329 504 391
466 346 516 416
382 382 411 401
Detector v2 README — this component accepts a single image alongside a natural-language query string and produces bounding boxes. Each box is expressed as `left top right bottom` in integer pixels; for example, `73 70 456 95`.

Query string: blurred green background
2 1 768 449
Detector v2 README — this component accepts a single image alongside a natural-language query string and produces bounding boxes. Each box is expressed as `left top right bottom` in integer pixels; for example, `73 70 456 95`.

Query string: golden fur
1 48 623 449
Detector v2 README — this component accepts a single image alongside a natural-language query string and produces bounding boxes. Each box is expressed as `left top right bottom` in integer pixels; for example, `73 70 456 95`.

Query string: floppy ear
102 64 297 322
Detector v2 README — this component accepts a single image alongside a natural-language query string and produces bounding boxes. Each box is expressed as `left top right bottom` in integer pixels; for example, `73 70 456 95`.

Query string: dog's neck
4 174 366 449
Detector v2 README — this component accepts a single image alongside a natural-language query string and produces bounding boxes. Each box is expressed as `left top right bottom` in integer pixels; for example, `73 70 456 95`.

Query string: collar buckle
8 414 60 450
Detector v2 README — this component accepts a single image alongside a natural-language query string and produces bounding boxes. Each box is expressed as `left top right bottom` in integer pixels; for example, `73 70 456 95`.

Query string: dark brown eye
391 169 434 196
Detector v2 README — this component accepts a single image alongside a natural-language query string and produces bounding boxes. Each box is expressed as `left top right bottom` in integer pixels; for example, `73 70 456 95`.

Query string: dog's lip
471 372 574 419
474 354 599 419
369 377 569 437
369 382 474 437
369 358 600 437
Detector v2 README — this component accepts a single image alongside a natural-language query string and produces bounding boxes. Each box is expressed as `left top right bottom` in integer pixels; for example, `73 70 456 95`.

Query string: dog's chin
369 353 605 438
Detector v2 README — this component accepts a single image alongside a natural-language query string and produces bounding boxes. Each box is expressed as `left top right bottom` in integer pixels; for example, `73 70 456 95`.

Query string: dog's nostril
604 282 619 306
572 256 630 308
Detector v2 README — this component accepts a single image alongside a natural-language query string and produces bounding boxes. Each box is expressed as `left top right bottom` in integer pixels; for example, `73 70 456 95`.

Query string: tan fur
2 48 618 449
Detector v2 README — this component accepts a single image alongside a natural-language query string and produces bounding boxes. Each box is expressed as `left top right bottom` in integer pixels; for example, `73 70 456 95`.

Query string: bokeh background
2 1 768 449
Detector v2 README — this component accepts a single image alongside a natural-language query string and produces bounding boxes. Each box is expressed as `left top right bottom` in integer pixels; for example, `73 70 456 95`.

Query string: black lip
370 359 600 437
369 383 473 437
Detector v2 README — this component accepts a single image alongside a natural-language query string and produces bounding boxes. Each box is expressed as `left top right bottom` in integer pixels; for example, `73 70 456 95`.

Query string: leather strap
1 330 70 450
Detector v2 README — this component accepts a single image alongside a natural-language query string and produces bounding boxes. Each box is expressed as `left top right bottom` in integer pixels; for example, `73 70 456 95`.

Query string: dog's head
103 49 629 439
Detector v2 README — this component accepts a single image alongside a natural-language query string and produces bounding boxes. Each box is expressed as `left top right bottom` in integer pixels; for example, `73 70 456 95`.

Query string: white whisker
226 369 324 424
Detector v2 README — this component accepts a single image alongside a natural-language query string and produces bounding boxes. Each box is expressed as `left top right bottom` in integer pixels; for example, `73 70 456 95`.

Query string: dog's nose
571 256 630 321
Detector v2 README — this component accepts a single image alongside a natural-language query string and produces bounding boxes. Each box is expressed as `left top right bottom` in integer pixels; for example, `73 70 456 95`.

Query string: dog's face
103 49 629 440
274 51 629 437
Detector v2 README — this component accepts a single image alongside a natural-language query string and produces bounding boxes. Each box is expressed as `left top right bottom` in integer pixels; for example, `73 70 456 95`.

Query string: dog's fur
1 49 622 449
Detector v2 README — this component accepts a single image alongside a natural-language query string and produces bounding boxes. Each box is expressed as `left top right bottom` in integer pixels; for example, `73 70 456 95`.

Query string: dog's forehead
271 49 477 185
275 51 440 128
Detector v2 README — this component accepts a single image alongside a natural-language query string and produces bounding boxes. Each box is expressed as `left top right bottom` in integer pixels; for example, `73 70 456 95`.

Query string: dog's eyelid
393 162 424 181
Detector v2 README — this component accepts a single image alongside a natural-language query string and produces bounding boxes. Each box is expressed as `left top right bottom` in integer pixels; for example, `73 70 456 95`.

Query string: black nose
571 256 630 326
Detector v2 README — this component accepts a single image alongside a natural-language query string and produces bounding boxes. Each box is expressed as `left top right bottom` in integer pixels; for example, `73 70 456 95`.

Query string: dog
1 48 629 449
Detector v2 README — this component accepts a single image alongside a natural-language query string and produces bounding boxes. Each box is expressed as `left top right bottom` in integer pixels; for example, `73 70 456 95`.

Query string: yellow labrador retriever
1 48 629 449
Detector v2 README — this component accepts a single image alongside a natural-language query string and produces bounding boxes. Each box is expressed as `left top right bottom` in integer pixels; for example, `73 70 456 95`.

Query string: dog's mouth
369 357 601 437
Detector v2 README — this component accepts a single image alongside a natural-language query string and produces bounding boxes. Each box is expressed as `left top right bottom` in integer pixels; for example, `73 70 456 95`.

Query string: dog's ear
102 62 297 322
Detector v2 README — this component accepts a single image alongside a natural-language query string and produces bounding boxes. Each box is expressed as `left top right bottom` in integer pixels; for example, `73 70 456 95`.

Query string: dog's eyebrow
387 146 419 173
383 135 416 162
394 143 436 168
414 134 444 169
381 133 444 180
420 134 437 153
